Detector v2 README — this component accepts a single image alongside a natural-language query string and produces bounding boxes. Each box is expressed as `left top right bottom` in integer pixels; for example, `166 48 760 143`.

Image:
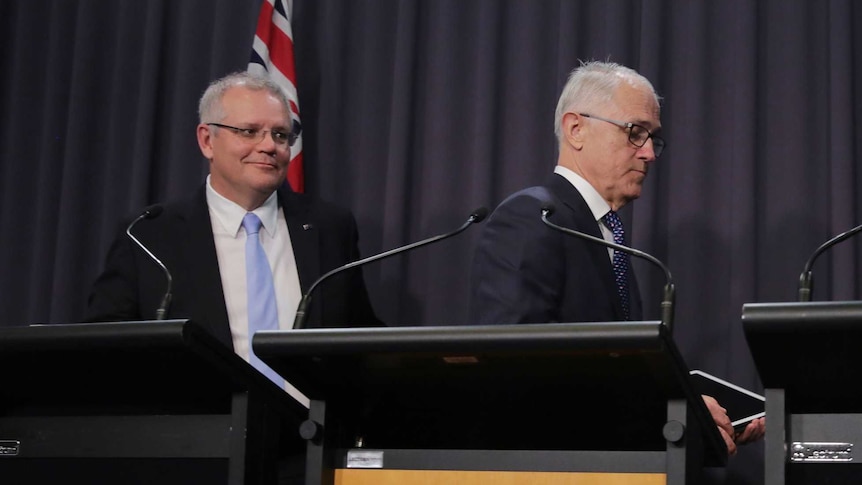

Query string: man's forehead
612 84 661 128
220 87 290 122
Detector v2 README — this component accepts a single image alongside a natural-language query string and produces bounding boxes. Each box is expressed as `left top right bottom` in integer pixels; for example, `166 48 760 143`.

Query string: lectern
0 320 307 484
254 321 727 485
743 301 862 484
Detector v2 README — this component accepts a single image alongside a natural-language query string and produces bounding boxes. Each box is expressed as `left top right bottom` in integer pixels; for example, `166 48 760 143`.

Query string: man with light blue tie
86 72 381 402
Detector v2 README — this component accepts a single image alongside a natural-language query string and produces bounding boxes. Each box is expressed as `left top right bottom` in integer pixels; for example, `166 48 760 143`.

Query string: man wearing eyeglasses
470 61 763 454
86 71 380 369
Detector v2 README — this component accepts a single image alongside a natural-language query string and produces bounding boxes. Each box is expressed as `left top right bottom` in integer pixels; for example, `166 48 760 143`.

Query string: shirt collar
553 165 613 222
205 175 279 237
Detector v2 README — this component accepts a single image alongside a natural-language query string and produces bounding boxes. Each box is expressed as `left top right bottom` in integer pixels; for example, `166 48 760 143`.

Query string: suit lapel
547 175 627 321
277 188 322 323
182 187 233 347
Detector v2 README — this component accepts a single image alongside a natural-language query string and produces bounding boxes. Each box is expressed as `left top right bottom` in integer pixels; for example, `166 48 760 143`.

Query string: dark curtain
4 0 862 482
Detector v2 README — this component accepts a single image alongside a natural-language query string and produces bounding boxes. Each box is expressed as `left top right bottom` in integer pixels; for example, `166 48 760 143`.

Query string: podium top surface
259 320 672 354
255 321 684 398
253 321 726 462
0 320 307 419
743 300 862 412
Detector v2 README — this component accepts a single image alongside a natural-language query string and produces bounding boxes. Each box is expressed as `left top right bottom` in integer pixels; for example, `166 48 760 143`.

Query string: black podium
254 321 727 485
743 301 862 484
0 320 307 484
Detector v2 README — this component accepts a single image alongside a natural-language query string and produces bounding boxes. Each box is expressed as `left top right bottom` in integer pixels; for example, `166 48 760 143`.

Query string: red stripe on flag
251 0 304 193
254 1 275 40
267 28 296 81
287 153 304 193
253 2 295 80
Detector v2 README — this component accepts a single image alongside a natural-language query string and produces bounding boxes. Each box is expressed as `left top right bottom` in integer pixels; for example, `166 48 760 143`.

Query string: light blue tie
602 211 631 320
242 213 284 388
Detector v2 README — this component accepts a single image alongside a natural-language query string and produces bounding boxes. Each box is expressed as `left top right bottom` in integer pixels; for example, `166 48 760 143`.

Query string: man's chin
624 186 643 203
249 173 288 192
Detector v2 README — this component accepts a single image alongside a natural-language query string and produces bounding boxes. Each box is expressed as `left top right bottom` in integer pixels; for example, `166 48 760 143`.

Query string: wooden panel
335 469 665 485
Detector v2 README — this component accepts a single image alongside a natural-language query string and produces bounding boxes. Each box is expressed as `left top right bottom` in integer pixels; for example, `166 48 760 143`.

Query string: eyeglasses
579 113 665 157
207 120 301 147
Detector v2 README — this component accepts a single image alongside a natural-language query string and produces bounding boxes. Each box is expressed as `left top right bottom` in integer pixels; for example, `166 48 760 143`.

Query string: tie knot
602 211 622 230
242 213 263 236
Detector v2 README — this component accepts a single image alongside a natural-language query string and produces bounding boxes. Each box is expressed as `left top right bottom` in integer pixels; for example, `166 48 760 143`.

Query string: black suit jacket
470 173 643 324
86 185 380 348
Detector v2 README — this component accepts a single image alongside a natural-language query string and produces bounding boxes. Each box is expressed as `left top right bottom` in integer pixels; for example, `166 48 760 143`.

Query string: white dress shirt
205 175 308 406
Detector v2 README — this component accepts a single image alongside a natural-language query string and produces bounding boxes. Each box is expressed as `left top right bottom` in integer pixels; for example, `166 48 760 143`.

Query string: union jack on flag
249 0 304 193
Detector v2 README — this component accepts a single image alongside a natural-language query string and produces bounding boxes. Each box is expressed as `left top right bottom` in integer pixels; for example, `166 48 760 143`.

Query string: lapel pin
303 223 313 230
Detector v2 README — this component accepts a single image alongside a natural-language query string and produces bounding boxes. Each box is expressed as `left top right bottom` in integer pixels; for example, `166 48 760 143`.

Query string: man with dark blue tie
470 61 763 454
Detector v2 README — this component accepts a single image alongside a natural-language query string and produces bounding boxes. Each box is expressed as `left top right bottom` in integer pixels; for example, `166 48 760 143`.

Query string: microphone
125 204 172 320
293 207 489 329
798 223 862 301
540 204 676 330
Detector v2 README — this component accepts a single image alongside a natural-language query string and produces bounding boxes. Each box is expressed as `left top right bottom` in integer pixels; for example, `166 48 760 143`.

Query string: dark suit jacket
470 173 643 324
86 185 381 348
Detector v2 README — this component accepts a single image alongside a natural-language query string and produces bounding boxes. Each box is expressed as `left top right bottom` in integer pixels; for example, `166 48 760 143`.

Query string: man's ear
561 112 585 150
196 123 215 160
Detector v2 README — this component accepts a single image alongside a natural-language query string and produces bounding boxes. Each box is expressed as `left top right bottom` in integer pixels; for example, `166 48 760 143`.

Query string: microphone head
470 207 489 223
144 204 164 219
540 203 556 216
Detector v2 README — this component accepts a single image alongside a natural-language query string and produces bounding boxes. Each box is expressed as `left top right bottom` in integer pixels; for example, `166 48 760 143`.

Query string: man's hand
702 395 737 455
701 395 766 455
735 417 765 444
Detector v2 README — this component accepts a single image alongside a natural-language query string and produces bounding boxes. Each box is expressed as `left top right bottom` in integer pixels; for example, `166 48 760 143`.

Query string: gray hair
198 71 291 123
553 61 660 142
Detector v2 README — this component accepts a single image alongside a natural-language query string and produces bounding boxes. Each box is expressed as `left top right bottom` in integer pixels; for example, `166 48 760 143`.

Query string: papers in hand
689 369 765 430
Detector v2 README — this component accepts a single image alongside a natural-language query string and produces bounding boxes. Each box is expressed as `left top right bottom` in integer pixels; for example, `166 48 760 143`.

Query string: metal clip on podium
255 321 727 485
0 320 307 484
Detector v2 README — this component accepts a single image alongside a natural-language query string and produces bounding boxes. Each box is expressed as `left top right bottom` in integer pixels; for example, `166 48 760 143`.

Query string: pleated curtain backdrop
4 1 862 482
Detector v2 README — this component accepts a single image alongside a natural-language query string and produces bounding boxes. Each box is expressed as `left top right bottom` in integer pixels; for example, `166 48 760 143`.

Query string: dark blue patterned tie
602 211 630 320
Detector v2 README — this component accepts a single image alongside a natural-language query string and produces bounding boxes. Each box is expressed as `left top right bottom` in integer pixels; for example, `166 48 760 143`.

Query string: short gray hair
553 61 660 142
198 71 291 123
